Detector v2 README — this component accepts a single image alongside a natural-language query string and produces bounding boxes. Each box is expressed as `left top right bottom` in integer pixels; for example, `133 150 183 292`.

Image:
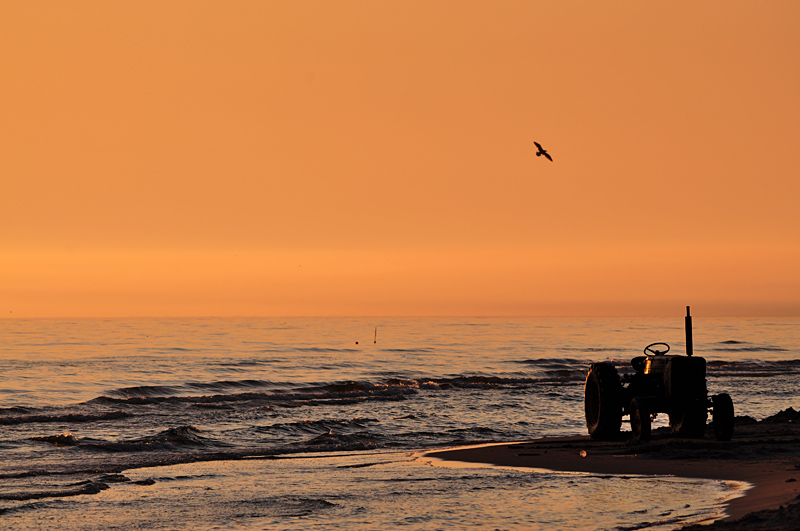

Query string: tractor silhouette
584 307 734 442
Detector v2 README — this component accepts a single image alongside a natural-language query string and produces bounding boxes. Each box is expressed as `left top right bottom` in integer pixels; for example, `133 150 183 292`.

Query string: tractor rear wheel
712 393 734 441
584 363 622 440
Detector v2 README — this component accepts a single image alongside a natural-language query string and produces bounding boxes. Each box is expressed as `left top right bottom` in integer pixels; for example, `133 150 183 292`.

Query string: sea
1 316 798 530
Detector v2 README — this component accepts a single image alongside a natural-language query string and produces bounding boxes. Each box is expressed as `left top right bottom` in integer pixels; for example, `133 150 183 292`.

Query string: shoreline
424 411 800 528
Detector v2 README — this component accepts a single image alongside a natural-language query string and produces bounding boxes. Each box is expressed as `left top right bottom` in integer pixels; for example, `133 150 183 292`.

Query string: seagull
533 141 553 162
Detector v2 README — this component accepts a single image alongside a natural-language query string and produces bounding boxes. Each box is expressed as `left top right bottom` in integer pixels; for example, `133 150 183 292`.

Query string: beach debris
762 407 800 424
580 450 587 457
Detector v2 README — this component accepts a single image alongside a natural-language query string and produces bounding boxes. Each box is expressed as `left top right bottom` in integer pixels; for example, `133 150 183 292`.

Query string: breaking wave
709 340 788 353
0 411 132 426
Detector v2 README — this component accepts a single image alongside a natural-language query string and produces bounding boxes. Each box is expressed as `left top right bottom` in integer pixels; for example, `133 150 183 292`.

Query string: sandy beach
426 408 800 529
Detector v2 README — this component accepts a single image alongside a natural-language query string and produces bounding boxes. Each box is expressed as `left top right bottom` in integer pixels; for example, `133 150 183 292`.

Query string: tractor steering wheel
644 342 670 356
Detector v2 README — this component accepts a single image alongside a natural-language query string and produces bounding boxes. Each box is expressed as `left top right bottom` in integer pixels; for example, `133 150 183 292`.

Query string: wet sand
426 409 800 529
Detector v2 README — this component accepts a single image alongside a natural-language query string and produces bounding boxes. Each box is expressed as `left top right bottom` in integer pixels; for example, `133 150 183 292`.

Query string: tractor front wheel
712 393 734 441
630 397 651 442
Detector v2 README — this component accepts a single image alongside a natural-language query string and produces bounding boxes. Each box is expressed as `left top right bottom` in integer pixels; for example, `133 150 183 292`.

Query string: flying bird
533 141 553 162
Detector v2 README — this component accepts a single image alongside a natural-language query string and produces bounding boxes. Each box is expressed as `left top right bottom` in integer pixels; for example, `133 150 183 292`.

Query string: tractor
584 307 734 442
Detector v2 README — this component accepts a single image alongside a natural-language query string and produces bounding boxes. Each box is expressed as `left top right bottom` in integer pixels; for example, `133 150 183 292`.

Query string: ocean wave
0 406 37 415
709 346 788 353
0 480 109 502
542 369 587 380
29 427 221 452
211 358 284 368
256 418 378 436
90 380 418 408
87 374 591 410
185 380 273 392
706 359 800 377
709 340 787 352
0 411 131 426
511 358 593 381
426 375 542 389
296 347 360 353
107 385 182 398
558 347 625 353
446 426 499 435
83 426 227 452
300 430 384 452
30 432 80 446
105 379 294 399
512 357 587 367
382 348 436 353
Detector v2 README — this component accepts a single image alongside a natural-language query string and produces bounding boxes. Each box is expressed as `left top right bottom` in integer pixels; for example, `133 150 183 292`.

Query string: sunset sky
2 1 799 317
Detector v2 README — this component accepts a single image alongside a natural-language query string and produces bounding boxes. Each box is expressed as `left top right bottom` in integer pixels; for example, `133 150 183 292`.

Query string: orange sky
2 1 799 317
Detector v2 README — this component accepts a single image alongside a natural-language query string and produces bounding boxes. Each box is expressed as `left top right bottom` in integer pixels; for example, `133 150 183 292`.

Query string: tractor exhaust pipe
685 306 693 357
